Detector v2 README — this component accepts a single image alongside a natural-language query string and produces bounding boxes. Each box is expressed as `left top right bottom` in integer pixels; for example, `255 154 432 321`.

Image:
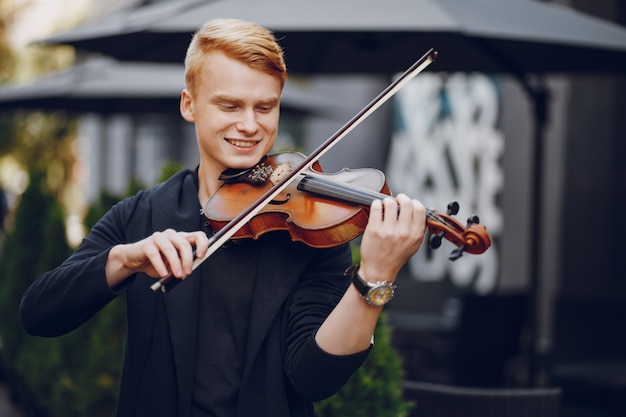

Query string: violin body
205 152 390 247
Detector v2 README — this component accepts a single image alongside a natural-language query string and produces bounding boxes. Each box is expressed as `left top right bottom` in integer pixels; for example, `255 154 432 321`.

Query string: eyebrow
212 93 280 106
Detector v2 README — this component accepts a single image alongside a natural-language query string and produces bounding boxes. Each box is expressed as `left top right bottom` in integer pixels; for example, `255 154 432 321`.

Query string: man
20 18 426 417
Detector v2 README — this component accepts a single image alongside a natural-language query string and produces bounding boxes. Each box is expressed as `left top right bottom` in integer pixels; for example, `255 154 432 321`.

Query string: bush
314 312 413 417
315 241 413 417
0 171 127 417
0 170 72 415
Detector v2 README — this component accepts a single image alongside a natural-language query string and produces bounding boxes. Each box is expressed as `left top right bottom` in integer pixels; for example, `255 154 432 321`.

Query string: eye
256 102 277 113
219 103 238 111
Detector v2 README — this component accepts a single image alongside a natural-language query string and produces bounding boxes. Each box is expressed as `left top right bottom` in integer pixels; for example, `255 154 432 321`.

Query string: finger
412 199 427 226
154 229 190 278
141 233 173 278
179 231 209 275
395 194 414 224
176 235 196 276
369 198 384 227
410 199 427 244
381 197 399 227
187 231 211 259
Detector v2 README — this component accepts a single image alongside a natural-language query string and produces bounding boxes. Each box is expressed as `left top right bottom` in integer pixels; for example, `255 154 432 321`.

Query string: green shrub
0 171 127 417
315 241 413 417
0 170 72 415
314 312 413 417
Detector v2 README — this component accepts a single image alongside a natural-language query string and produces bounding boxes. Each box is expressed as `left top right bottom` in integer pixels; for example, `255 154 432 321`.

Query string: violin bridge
269 162 292 185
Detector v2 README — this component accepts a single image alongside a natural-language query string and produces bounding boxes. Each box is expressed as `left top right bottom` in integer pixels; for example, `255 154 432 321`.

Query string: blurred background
0 0 624 416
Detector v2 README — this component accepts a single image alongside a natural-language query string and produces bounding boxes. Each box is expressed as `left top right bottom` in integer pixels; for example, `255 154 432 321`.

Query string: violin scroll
426 202 492 260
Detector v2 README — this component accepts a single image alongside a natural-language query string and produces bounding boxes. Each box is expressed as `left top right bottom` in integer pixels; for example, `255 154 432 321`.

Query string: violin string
426 209 458 230
299 172 388 206
299 173 459 231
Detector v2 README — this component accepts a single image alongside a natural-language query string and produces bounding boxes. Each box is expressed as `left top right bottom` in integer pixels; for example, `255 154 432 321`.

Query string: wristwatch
346 266 396 307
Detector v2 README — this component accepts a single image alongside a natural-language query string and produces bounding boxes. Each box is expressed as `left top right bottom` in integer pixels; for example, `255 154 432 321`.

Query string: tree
0 175 140 417
0 170 72 416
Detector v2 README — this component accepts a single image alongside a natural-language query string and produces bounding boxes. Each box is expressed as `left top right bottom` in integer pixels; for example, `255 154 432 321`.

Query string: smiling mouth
227 139 258 148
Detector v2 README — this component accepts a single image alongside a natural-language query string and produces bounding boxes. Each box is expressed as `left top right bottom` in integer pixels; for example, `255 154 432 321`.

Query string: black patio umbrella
0 57 338 116
40 0 626 75
0 59 185 114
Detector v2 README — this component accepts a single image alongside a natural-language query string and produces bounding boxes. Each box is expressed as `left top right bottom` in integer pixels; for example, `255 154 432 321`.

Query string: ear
180 89 195 122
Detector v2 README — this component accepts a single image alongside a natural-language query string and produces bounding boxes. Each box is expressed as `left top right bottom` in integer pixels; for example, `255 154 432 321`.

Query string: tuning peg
467 215 480 225
447 201 460 215
449 244 466 261
430 232 444 249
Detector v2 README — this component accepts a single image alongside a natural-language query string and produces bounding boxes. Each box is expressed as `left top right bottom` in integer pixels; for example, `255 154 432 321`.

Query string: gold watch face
366 284 395 306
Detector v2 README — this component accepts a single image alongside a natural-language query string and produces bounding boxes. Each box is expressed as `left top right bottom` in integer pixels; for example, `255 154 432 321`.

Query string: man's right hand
105 229 210 288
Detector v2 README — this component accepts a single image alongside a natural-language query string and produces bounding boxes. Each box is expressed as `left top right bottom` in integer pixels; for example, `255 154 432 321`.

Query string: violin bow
151 48 438 292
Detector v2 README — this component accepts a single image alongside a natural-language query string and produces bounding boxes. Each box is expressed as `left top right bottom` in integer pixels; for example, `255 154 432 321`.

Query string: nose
236 109 259 134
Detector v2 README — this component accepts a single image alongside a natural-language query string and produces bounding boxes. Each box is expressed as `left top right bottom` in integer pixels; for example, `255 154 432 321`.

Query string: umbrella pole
522 75 550 388
468 42 552 386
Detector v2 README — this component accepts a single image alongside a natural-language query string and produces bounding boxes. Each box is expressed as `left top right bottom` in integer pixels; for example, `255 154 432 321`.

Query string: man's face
180 51 282 177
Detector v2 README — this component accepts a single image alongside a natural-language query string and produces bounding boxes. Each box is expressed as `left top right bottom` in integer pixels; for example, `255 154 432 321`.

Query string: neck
197 163 224 207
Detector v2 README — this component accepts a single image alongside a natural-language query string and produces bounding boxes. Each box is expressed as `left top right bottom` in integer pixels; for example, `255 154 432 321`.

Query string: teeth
228 139 256 148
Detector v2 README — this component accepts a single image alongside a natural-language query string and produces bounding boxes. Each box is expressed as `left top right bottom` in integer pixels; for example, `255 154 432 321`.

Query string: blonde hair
184 18 287 93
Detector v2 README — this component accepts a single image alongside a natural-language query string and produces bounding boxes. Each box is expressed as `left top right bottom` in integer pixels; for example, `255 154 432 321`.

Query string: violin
150 48 490 293
150 152 491 292
207 152 491 258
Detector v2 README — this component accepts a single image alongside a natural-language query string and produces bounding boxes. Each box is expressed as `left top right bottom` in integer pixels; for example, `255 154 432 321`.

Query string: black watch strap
348 265 377 294
347 266 370 296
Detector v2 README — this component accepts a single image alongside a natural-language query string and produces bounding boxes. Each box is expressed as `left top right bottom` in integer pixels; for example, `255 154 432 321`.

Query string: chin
229 153 267 169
